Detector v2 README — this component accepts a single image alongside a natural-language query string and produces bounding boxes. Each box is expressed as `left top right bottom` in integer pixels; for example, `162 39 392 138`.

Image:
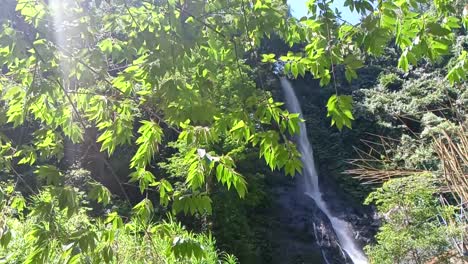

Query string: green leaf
170 236 205 260
215 162 247 198
172 193 212 215
398 52 409 72
130 121 163 169
11 196 26 213
157 179 173 206
88 182 112 206
326 95 354 130
58 187 79 218
261 53 276 63
35 165 62 186
427 22 451 36
98 38 113 54
0 227 12 248
132 198 154 223
291 63 299 78
319 70 331 86
129 169 157 194
230 120 245 132
185 16 194 23
105 212 123 229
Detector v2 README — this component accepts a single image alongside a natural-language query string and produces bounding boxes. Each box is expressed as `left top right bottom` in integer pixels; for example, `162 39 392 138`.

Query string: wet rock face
270 175 350 264
318 167 379 249
348 210 380 246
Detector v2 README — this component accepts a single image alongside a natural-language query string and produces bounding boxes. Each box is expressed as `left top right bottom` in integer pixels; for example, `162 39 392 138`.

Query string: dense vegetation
0 0 466 263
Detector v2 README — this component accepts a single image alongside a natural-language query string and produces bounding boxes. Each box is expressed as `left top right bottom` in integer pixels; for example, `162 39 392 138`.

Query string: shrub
378 73 403 91
364 174 462 264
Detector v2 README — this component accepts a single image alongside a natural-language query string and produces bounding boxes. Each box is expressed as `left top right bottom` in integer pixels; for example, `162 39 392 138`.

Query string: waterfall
280 78 368 264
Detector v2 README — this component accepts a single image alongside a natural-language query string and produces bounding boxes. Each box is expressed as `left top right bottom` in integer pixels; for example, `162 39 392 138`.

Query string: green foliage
265 0 467 130
173 192 212 215
447 50 468 84
0 0 467 262
0 1 303 259
378 73 403 91
130 120 163 169
326 95 354 130
0 182 232 263
88 182 112 206
364 174 462 264
129 169 157 194
356 67 466 170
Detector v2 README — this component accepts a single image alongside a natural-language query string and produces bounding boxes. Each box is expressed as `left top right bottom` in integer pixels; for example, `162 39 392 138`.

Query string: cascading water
280 78 368 264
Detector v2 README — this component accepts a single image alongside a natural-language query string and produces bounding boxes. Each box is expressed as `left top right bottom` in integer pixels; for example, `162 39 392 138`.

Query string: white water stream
280 78 368 264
